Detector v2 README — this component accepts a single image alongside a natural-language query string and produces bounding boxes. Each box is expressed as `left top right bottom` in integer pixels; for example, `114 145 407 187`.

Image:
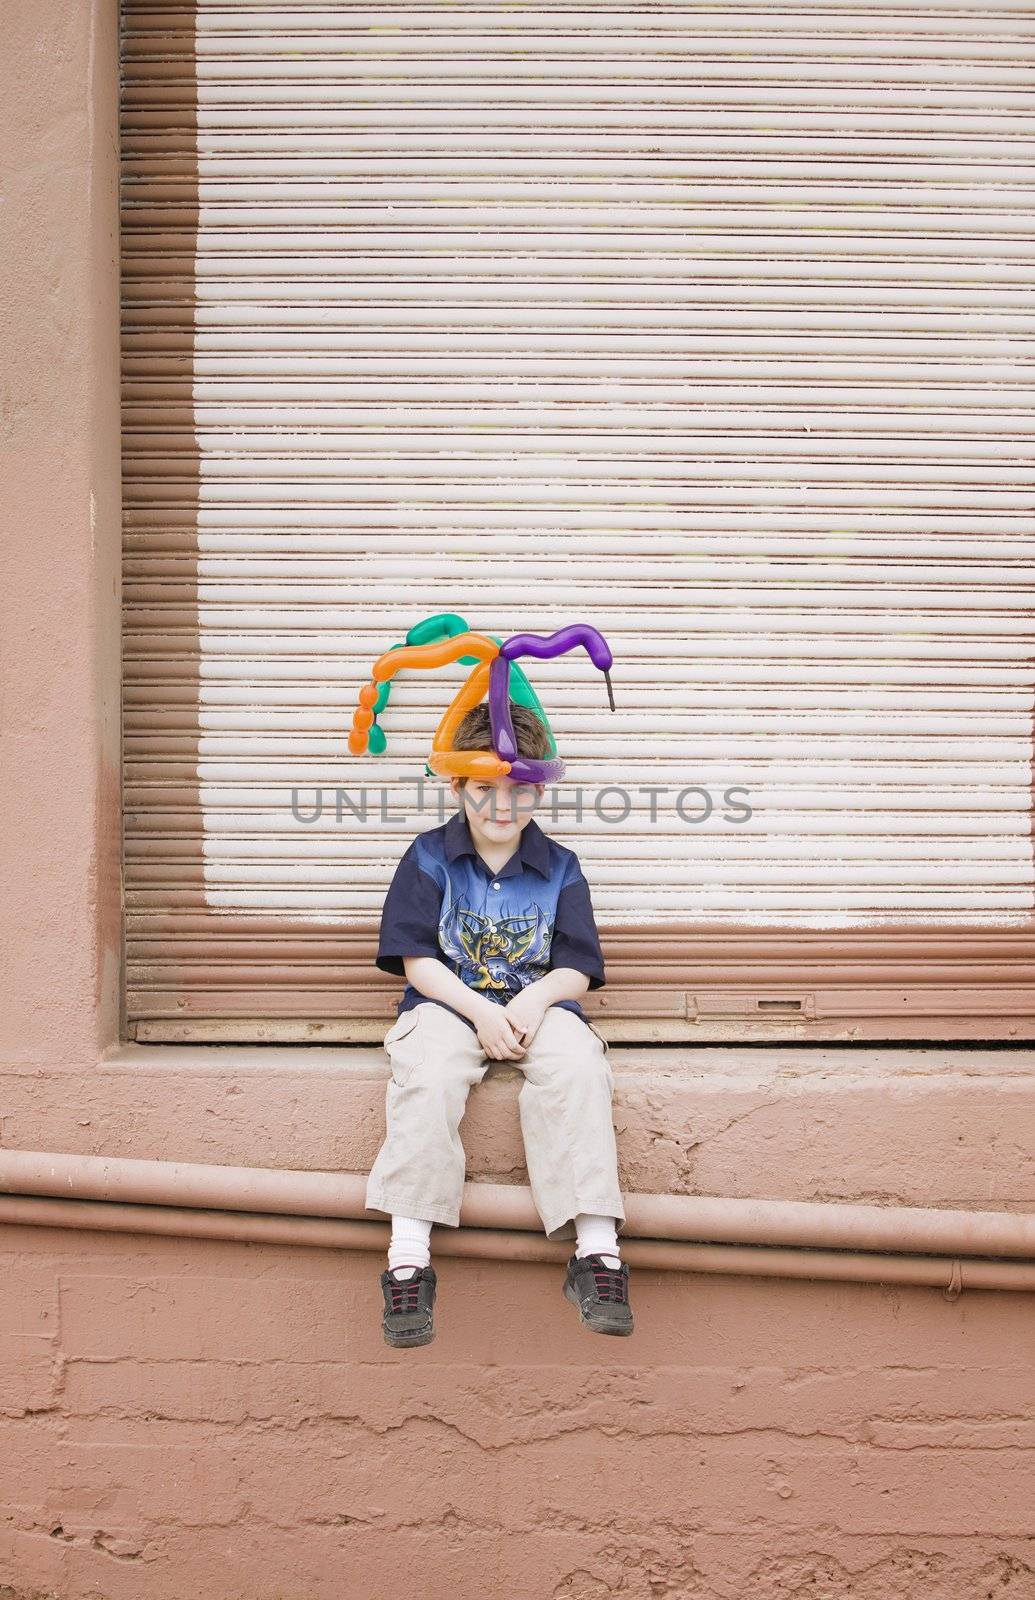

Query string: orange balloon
433 658 492 755
427 749 512 781
372 632 498 683
348 631 504 772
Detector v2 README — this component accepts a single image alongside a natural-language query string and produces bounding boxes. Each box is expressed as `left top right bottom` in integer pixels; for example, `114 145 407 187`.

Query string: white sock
388 1215 432 1279
574 1212 622 1270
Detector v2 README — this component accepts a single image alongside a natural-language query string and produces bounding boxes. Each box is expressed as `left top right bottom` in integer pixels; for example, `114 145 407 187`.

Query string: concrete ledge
1 1044 1033 1212
90 1040 1035 1079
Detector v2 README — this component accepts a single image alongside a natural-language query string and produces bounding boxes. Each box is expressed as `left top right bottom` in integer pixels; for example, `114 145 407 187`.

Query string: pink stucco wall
2 1043 1035 1597
2 2 1034 1596
3 0 123 1065
3 1210 1034 1600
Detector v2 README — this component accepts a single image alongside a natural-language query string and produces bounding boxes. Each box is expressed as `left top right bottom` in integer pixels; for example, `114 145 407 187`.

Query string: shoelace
585 1256 628 1304
387 1266 427 1311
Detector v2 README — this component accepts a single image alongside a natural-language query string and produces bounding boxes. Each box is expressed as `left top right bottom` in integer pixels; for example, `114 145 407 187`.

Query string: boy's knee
531 1017 611 1094
539 1006 608 1056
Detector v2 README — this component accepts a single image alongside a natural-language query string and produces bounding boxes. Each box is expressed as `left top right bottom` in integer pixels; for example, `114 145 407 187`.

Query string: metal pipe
1 1193 1033 1295
1 1148 1034 1259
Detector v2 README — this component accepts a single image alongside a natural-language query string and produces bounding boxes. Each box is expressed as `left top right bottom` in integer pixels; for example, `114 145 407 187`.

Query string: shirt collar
444 806 552 880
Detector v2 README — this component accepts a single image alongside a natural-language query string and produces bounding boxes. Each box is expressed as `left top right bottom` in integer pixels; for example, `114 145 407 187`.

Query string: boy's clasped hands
472 985 548 1060
397 954 588 1064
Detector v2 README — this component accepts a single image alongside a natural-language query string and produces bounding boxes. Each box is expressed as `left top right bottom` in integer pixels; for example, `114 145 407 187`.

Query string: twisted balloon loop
347 615 615 784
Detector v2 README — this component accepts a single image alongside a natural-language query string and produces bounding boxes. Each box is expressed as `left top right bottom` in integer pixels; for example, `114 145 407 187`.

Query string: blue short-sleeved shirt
375 808 605 1032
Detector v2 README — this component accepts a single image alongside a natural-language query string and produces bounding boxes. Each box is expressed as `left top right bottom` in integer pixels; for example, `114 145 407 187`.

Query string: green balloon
406 612 468 648
406 613 483 666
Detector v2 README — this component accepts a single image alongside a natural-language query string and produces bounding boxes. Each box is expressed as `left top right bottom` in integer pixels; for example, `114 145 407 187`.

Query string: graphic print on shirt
439 897 552 1002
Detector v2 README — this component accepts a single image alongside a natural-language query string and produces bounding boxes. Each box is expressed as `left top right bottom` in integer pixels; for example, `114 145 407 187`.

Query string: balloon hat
348 613 615 784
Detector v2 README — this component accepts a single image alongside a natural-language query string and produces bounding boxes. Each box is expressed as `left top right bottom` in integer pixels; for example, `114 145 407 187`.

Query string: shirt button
492 881 500 890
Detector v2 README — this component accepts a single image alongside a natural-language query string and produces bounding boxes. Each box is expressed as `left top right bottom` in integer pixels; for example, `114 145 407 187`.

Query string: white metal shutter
121 0 1035 1042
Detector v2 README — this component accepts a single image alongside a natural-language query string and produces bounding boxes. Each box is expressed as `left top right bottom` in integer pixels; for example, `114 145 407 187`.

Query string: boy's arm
503 962 589 1039
524 967 591 1005
401 954 498 1028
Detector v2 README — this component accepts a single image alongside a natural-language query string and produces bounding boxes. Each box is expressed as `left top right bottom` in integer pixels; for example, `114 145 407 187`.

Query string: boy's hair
452 703 551 784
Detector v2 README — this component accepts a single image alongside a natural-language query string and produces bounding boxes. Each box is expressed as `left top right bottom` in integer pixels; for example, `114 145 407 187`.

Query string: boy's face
450 776 544 850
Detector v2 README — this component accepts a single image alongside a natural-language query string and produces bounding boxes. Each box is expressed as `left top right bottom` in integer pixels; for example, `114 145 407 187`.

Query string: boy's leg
387 1214 433 1279
514 1006 626 1246
573 1211 622 1270
365 1002 488 1231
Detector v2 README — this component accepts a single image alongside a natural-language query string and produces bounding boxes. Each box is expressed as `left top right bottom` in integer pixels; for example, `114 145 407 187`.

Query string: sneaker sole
563 1277 634 1336
383 1320 435 1348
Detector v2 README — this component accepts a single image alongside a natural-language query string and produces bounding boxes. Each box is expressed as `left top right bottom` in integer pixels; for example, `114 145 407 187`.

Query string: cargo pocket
585 1018 611 1056
383 1007 425 1087
585 1017 614 1092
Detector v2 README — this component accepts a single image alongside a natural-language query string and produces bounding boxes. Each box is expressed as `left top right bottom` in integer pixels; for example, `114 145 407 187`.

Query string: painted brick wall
2 1223 1034 1599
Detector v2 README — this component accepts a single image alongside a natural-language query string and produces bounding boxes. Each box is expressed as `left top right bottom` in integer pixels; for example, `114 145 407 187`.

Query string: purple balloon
488 655 518 763
483 623 614 782
507 755 567 785
500 623 613 672
488 658 566 780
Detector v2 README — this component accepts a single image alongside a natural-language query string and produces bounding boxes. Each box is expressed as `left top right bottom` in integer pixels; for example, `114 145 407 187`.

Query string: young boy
364 702 633 1346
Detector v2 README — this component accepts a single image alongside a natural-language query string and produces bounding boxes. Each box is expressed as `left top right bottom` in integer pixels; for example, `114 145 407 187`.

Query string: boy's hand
501 988 549 1048
473 999 527 1061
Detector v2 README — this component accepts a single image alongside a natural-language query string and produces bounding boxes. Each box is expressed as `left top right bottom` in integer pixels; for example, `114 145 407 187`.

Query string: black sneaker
380 1263 437 1348
563 1252 634 1336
